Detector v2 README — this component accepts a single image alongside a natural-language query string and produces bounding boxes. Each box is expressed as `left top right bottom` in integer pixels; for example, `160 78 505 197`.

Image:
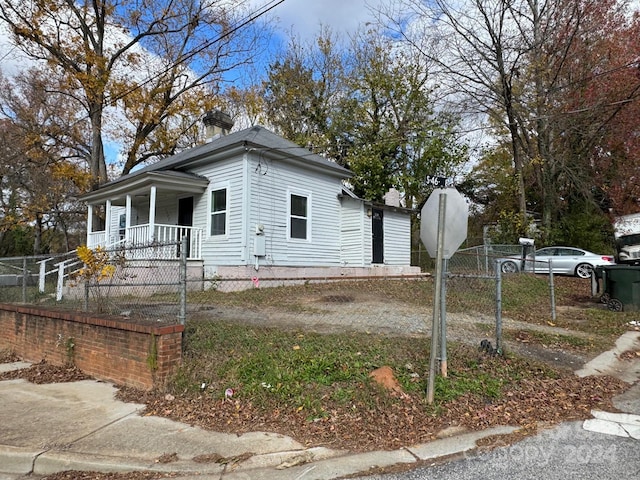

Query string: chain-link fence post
495 259 503 353
38 259 46 293
548 260 556 322
178 236 187 325
21 257 27 303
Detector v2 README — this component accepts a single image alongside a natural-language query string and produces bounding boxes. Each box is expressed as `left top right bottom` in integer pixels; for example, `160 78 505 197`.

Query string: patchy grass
503 329 609 353
175 320 430 417
170 318 598 416
130 317 629 452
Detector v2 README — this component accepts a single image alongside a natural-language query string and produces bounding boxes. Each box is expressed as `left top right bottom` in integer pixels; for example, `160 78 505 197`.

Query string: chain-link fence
446 246 559 325
0 255 52 303
0 242 561 351
0 253 88 303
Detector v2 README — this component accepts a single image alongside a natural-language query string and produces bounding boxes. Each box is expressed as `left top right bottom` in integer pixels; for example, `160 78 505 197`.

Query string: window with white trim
289 193 308 240
210 187 227 236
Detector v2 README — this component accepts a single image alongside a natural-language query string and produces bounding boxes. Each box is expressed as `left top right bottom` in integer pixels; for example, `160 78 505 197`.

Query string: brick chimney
203 110 234 142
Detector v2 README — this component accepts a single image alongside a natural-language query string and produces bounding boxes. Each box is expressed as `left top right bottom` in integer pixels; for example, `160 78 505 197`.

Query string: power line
104 0 285 107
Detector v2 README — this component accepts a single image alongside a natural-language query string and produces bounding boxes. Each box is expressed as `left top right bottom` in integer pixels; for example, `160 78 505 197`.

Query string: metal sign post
440 257 448 377
421 187 469 404
427 193 446 404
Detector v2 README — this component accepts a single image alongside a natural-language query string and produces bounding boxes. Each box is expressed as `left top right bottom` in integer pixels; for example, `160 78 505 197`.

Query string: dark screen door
372 208 384 264
177 197 194 257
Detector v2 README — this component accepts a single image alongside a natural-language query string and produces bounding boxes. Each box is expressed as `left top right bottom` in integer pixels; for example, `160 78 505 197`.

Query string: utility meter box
253 235 266 257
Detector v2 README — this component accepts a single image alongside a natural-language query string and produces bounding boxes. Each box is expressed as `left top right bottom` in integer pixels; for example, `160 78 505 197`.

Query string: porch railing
87 224 203 260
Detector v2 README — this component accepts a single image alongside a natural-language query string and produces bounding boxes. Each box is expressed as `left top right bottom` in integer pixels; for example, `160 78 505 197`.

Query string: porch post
86 204 93 246
148 185 157 242
125 194 132 244
105 199 112 246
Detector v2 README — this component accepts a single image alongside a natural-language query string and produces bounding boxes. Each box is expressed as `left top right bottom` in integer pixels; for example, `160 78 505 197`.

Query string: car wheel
575 263 593 279
501 260 518 274
607 298 623 312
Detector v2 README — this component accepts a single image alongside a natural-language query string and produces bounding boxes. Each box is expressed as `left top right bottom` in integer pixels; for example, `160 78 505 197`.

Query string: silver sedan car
499 246 615 278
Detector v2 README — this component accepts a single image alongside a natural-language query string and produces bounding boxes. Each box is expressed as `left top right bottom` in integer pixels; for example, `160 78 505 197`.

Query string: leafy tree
0 70 90 254
263 27 347 161
460 142 526 244
517 0 640 236
337 32 463 204
0 0 270 187
571 7 640 217
222 83 268 130
263 28 469 205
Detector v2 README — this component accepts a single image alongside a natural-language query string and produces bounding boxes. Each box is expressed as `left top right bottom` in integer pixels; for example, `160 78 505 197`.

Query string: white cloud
265 0 388 42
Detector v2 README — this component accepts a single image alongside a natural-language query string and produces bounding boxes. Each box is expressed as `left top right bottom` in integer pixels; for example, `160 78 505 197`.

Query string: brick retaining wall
0 303 183 390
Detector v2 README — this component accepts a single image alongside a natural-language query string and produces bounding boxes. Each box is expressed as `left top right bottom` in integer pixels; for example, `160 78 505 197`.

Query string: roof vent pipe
203 110 234 142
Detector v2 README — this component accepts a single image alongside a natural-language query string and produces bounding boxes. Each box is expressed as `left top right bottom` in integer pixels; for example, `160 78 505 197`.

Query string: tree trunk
89 102 107 190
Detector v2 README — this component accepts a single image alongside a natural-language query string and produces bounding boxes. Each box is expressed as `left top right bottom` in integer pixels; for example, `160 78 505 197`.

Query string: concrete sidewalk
1 331 639 479
0 372 518 479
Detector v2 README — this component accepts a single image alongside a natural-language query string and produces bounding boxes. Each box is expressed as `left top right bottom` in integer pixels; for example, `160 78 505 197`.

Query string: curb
1 426 519 479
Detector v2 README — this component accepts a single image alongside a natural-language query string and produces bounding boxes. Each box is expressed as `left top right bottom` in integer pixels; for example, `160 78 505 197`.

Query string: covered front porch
82 171 209 260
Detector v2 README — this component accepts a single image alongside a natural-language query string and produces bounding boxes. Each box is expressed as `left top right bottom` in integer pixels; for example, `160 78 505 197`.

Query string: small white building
80 115 419 280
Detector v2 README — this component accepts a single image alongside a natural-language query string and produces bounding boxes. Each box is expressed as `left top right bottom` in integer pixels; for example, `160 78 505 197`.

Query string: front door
177 197 194 257
372 208 384 264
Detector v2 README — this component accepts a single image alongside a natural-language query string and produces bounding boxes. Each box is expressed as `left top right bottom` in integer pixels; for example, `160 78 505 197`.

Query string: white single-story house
80 112 419 281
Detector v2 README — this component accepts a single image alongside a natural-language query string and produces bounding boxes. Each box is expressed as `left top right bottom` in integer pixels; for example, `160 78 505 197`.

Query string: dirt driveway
190 277 605 372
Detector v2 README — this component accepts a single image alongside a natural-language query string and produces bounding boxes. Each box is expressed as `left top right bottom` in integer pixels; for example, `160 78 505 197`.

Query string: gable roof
141 125 352 177
83 126 352 203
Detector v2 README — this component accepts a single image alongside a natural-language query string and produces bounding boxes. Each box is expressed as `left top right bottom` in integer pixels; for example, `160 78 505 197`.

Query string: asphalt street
354 420 640 480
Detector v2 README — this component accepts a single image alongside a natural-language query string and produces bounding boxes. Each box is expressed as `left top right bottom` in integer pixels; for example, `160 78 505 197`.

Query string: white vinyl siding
190 157 245 267
248 155 342 266
339 197 367 266
162 149 411 270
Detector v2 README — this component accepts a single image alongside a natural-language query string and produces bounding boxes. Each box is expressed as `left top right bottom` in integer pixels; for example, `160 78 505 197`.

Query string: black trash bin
595 265 640 312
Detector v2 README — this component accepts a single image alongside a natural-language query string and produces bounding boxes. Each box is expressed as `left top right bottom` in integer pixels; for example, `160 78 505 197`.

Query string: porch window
210 187 227 236
289 193 309 240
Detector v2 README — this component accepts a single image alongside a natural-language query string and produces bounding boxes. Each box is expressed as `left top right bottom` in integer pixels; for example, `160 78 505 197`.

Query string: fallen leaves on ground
116 368 627 453
0 360 90 383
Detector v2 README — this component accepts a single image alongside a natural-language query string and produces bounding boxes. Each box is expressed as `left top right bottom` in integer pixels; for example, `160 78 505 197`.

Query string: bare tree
378 0 640 239
379 0 530 228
